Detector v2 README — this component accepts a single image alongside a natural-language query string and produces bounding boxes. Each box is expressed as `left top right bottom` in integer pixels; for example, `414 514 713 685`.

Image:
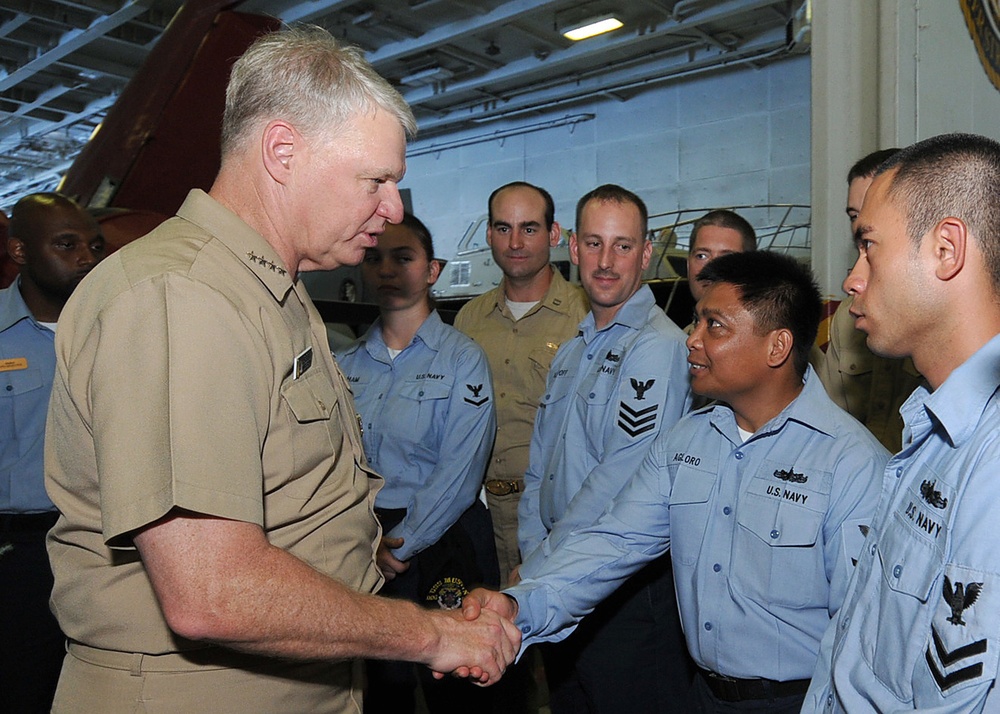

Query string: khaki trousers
53 642 363 714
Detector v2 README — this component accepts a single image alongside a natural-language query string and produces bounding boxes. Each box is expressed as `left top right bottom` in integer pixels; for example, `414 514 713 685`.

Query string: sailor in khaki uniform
454 181 589 587
44 26 519 714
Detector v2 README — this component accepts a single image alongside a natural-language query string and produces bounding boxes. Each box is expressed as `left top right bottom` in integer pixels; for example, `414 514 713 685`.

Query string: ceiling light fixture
561 15 623 41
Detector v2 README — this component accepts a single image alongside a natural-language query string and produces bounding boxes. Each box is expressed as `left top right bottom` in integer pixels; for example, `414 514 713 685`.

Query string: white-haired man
45 26 518 714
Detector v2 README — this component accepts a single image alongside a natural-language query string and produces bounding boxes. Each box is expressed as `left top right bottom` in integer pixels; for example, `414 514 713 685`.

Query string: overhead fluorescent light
561 15 623 41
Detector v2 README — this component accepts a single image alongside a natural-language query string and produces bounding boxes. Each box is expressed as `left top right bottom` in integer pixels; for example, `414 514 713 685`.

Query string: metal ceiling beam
691 26 735 51
0 0 804 208
365 0 567 66
400 0 793 109
0 0 151 92
506 19 564 50
3 1 94 30
408 112 594 158
435 44 503 71
49 0 121 14
58 55 135 82
0 83 75 124
237 0 354 25
414 26 793 135
447 0 490 15
0 157 74 208
0 92 115 151
0 13 32 39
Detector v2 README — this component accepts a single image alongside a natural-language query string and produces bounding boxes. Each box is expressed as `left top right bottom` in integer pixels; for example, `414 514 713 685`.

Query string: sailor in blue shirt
803 134 1000 713
0 193 104 714
515 185 693 714
340 308 495 563
516 278 691 558
467 251 887 713
337 213 497 714
1 281 57 513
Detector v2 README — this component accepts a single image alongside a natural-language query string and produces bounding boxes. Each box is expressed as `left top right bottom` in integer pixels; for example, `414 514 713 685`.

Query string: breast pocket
735 465 831 608
283 369 339 423
870 511 940 687
0 365 43 396
397 378 452 448
529 344 560 383
859 463 953 701
538 371 573 423
279 369 343 500
578 376 616 454
668 464 718 567
0 366 46 451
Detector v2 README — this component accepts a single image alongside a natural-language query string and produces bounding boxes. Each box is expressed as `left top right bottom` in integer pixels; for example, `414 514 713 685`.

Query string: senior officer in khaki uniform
44 26 519 714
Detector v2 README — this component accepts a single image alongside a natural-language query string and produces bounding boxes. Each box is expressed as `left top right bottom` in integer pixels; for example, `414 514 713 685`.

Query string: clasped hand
428 588 521 685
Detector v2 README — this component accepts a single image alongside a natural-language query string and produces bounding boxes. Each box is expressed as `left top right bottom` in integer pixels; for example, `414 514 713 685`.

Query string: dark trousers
481 652 535 714
0 515 65 714
687 670 806 714
365 502 501 714
541 552 694 714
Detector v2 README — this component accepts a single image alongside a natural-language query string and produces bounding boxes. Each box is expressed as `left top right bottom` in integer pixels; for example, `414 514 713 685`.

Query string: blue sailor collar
358 309 448 363
0 277 37 332
769 366 842 436
578 284 656 341
910 332 1000 448
412 309 449 349
708 366 838 442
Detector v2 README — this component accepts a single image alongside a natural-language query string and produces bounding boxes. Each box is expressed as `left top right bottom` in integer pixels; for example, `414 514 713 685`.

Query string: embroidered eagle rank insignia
944 576 983 626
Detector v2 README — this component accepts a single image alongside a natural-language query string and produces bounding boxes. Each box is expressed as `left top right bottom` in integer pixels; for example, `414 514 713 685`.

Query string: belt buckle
484 480 520 496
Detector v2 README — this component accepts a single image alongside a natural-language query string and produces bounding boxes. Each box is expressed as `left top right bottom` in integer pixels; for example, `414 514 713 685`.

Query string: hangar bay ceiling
0 0 809 209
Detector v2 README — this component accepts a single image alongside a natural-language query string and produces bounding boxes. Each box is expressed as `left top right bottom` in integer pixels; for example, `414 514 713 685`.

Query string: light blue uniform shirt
339 311 495 561
0 279 57 513
517 285 691 560
510 368 887 682
804 333 1000 713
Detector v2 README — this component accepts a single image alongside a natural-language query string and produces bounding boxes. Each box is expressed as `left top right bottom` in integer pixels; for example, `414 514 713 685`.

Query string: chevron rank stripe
925 625 988 692
465 383 488 406
931 625 988 667
926 650 984 692
618 401 658 437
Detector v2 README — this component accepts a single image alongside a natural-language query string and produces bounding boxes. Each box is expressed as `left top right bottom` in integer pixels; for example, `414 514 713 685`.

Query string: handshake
426 588 523 686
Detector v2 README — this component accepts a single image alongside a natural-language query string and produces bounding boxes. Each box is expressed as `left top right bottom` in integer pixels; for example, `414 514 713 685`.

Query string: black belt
0 511 59 533
699 668 810 702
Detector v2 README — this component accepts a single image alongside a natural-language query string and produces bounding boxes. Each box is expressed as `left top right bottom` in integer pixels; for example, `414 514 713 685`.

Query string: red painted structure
0 2 279 289
60 2 278 217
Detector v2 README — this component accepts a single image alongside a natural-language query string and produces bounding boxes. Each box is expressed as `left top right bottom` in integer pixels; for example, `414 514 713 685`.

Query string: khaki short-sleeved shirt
813 295 923 452
454 269 588 484
45 190 382 711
